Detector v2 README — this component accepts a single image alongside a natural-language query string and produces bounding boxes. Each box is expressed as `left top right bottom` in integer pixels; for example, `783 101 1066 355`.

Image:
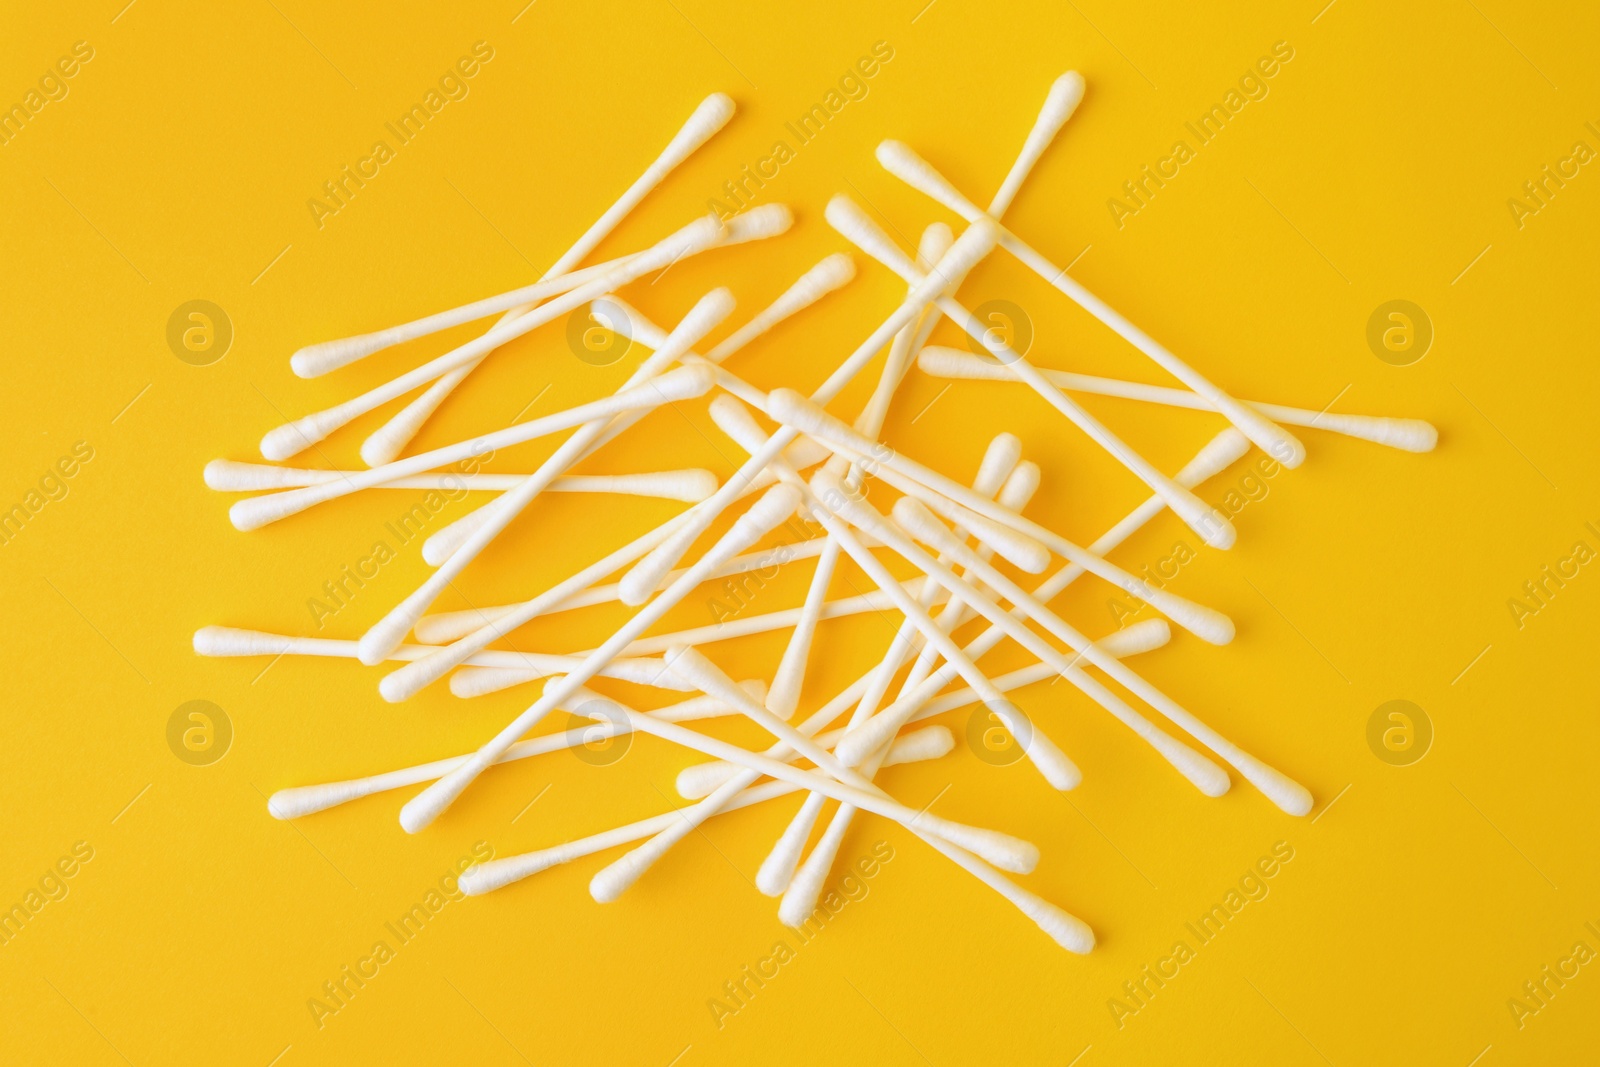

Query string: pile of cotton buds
199 74 1435 952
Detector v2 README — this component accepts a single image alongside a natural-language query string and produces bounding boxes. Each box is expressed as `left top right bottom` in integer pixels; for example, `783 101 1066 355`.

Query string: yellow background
3 0 1598 1063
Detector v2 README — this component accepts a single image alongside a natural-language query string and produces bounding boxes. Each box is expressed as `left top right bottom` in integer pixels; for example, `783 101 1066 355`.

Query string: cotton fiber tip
916 222 954 268
1022 896 1095 954
890 725 955 762
1043 71 1087 126
928 217 1000 284
659 644 724 696
824 195 915 276
998 461 1041 510
290 334 388 378
924 821 1039 876
268 782 361 820
589 296 637 341
203 459 292 491
685 92 736 140
1318 414 1438 453
1145 588 1236 647
723 203 793 243
450 667 542 698
1096 618 1171 658
654 213 726 265
876 140 976 218
1375 418 1438 453
649 363 718 402
259 413 336 463
676 760 739 799
675 288 737 341
798 252 856 297
1180 429 1251 485
767 388 878 457
974 433 1024 496
1239 759 1315 817
193 626 287 657
738 483 803 537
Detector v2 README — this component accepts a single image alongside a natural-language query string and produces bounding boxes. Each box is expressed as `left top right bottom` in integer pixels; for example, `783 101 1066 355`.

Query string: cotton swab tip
737 482 803 539
923 217 1000 291
1095 618 1171 658
1042 71 1087 126
723 203 793 243
876 140 974 219
650 362 719 402
193 626 285 657
975 433 1024 495
1182 428 1251 484
928 822 1039 875
824 195 915 276
1024 897 1096 954
685 92 736 141
290 335 387 378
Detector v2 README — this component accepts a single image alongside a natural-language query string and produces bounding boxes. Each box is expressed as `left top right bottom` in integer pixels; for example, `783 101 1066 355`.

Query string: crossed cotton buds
202 70 1441 955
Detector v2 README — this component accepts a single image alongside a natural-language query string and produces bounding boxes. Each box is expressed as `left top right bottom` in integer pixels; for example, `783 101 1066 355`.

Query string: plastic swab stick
917 348 1437 452
989 71 1086 216
833 431 1251 783
291 256 623 379
257 210 738 461
560 685 1037 894
820 475 1228 797
364 205 818 469
411 530 841 646
356 97 742 463
898 454 1037 700
914 619 1171 718
565 685 1091 951
763 69 1079 719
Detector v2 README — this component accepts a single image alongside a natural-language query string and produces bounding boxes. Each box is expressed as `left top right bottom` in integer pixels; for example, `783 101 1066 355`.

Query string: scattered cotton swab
204 460 720 500
192 625 694 690
415 251 851 568
205 70 1440 957
267 682 766 819
875 139 1308 469
916 348 1438 452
